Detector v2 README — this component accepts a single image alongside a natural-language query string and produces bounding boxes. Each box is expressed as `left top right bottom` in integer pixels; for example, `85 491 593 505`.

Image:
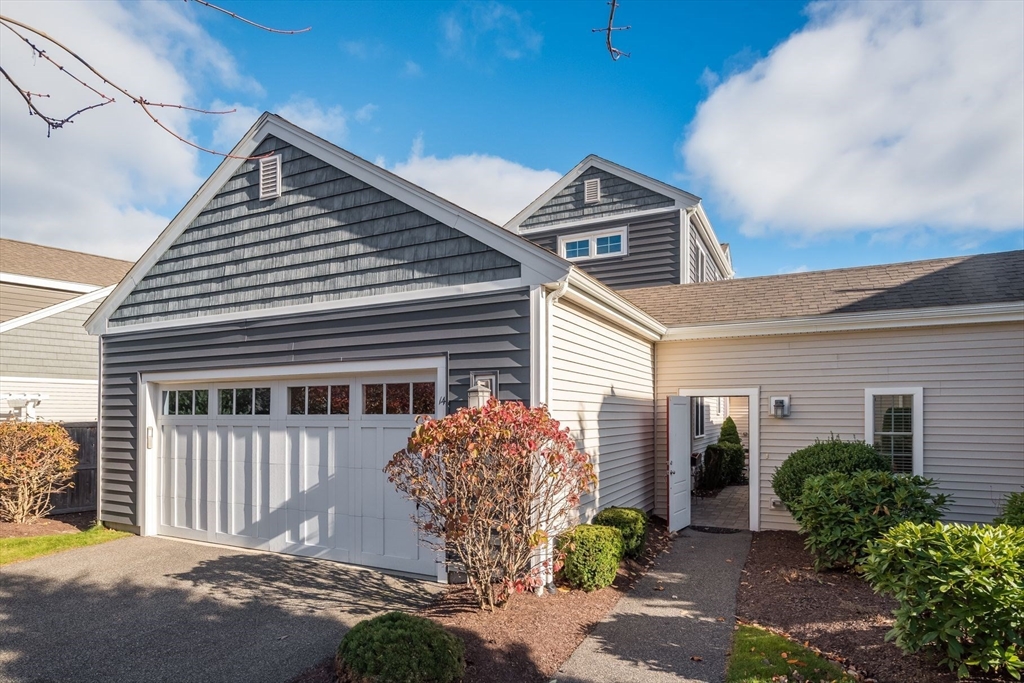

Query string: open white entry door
667 396 692 532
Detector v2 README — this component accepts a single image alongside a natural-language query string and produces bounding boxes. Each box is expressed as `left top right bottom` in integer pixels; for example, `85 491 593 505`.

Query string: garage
143 360 444 578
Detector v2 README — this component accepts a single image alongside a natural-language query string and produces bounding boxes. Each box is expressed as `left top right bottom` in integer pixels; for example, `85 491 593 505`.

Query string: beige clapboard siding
0 377 98 421
655 322 1024 529
550 300 655 517
0 283 77 322
730 398 750 449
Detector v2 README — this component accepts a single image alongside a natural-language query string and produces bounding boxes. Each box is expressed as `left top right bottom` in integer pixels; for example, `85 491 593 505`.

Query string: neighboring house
85 113 1024 580
0 239 132 422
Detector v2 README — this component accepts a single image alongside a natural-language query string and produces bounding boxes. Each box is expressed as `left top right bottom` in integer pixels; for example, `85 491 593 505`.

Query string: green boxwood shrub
557 524 624 591
862 522 1024 680
336 612 465 683
712 442 746 485
792 471 949 570
994 491 1024 527
718 416 741 446
593 507 648 558
771 436 890 513
695 445 729 493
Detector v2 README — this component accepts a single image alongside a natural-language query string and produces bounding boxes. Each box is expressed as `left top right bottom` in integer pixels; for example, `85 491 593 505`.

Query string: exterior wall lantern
770 395 791 418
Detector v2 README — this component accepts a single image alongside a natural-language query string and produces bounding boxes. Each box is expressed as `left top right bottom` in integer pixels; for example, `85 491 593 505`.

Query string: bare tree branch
592 0 631 61
185 0 311 35
0 1 309 157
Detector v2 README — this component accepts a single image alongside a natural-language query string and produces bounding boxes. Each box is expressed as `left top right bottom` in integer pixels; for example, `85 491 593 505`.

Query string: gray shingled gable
109 135 521 327
622 250 1024 326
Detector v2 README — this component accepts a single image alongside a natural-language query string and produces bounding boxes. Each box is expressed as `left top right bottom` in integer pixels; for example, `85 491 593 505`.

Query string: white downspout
544 278 570 407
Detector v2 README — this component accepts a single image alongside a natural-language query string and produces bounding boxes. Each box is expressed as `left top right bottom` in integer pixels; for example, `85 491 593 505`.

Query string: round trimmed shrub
557 524 624 591
771 436 889 513
994 491 1024 527
593 507 648 558
336 612 465 683
718 416 741 446
793 470 950 570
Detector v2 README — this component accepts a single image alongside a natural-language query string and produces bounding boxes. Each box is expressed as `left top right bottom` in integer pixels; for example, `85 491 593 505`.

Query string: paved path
692 485 749 530
556 528 751 683
0 536 443 683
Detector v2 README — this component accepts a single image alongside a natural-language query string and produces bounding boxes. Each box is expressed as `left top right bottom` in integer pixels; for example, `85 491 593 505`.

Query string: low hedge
862 522 1024 680
771 436 890 513
712 442 746 485
557 524 624 591
792 471 949 570
994 491 1024 527
336 612 465 683
593 507 648 558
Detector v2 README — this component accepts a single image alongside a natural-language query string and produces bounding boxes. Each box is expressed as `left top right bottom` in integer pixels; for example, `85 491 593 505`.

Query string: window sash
872 394 914 474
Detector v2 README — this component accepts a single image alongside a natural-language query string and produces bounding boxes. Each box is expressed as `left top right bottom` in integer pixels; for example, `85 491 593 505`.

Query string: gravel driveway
0 536 443 683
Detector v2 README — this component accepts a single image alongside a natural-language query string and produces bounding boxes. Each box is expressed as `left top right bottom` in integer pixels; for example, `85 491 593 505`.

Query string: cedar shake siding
98 289 532 529
109 136 520 328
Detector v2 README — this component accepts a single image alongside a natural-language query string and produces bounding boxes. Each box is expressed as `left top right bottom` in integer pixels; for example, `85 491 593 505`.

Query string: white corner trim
0 272 101 294
691 204 733 279
87 113 570 336
661 302 1024 341
0 285 114 334
100 277 528 336
864 386 924 476
504 155 701 232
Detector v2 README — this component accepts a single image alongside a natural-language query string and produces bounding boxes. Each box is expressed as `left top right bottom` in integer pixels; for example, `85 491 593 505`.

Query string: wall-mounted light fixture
770 395 791 418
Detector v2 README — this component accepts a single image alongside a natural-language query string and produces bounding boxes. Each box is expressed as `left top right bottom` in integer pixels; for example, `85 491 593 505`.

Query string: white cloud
402 60 423 77
682 0 1024 237
0 0 228 260
354 104 378 124
389 136 560 225
276 96 347 141
440 2 542 63
778 265 810 274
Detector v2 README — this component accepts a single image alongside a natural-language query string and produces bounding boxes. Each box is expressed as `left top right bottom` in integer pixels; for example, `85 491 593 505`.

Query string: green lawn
0 525 130 566
728 624 857 683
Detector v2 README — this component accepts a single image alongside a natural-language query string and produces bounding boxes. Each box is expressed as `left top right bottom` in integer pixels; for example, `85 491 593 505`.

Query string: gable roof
621 250 1024 328
503 155 702 232
0 239 133 288
86 113 573 335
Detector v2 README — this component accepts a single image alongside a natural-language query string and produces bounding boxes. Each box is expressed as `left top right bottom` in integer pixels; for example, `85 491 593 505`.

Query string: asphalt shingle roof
622 250 1024 327
0 239 133 287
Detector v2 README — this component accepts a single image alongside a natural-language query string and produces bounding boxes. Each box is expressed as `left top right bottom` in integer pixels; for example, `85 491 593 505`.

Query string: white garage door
155 371 439 577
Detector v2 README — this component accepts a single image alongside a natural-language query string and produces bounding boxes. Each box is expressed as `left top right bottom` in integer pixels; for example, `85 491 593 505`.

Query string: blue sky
2 0 1021 276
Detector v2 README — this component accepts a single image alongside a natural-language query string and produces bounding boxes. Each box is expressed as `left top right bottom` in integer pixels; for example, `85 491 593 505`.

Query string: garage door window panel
386 383 410 414
412 382 435 414
330 385 350 415
219 387 271 415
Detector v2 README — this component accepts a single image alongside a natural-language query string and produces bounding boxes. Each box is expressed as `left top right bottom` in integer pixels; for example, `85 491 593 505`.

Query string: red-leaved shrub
385 399 595 609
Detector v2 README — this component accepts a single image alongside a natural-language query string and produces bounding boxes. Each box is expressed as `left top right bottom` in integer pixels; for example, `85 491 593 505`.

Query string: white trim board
0 272 101 294
0 285 114 334
661 302 1024 341
677 387 761 531
87 113 572 336
517 207 678 236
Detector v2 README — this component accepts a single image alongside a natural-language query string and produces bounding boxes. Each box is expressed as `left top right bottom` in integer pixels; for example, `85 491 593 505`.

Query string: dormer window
583 178 601 204
559 227 626 262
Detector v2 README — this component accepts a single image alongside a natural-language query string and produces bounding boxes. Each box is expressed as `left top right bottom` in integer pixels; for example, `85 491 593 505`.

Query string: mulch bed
0 511 96 539
736 530 991 683
289 520 675 683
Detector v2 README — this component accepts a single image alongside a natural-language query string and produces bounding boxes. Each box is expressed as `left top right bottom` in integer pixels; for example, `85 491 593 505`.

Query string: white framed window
865 387 923 475
583 177 601 203
558 227 627 262
258 155 282 200
693 397 706 438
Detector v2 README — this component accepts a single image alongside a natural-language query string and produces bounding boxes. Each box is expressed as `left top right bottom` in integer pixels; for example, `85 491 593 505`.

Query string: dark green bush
771 436 890 513
557 524 624 591
593 507 648 558
792 471 949 570
718 416 741 446
994 491 1024 527
336 612 465 683
862 522 1024 680
712 442 746 485
695 446 728 493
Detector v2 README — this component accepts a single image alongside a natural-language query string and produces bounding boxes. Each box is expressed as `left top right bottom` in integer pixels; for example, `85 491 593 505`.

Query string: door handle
670 470 676 476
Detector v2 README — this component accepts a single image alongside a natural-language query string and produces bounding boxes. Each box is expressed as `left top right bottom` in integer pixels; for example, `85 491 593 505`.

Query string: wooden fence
50 422 97 514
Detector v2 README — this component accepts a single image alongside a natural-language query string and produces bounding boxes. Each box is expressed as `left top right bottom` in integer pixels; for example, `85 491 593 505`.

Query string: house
1 239 133 422
84 113 1024 580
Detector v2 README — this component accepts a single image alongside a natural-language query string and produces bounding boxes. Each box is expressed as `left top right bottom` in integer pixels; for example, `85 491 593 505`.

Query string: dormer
505 156 733 290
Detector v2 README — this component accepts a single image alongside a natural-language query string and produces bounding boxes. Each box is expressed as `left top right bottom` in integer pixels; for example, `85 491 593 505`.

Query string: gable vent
258 155 282 200
583 177 601 204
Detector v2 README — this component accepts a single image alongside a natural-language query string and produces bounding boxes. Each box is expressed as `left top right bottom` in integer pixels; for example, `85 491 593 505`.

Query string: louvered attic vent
583 177 601 204
258 155 282 200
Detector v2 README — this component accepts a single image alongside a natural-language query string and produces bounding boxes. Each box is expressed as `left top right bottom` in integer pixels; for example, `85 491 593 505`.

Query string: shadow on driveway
0 536 442 683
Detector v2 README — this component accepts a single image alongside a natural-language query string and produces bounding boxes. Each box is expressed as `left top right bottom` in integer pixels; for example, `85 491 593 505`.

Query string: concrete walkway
556 528 751 683
692 485 750 530
0 536 443 683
